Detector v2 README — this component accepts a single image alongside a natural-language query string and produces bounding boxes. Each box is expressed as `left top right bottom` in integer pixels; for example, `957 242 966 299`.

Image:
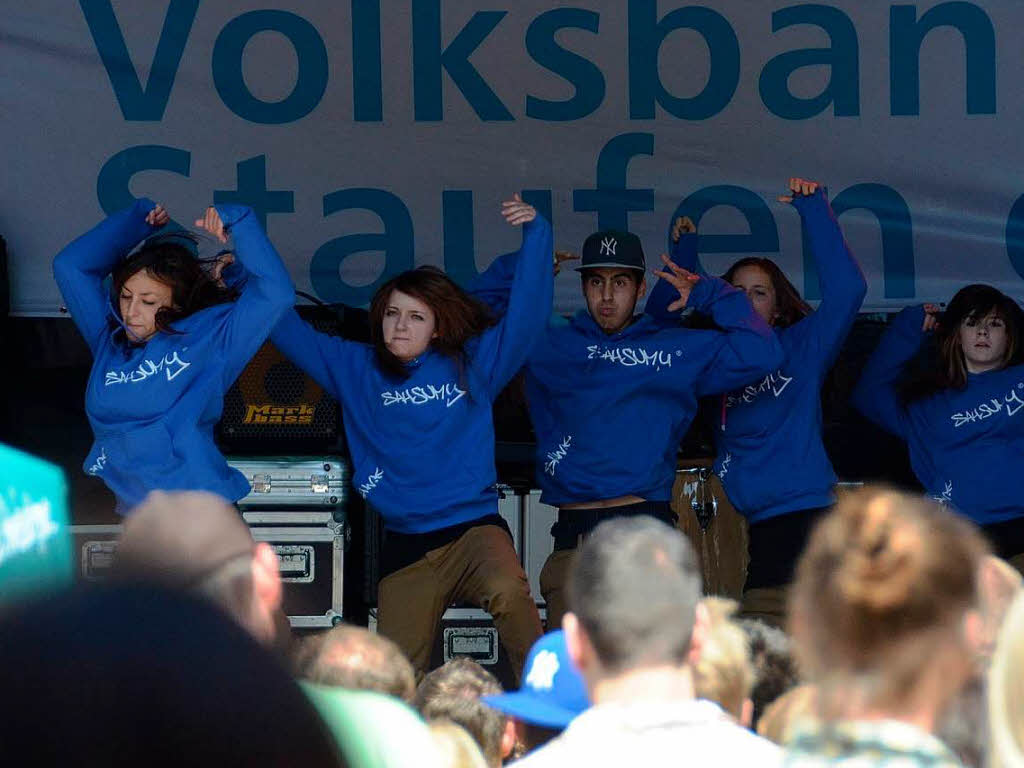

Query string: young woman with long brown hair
646 179 867 619
853 283 1024 563
270 195 552 679
53 199 293 513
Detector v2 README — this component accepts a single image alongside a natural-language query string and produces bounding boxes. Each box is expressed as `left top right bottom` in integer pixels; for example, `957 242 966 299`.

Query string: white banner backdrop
3 0 1024 316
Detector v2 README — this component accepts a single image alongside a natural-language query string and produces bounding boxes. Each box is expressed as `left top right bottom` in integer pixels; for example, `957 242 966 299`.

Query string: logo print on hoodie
381 382 466 408
586 345 675 371
726 370 793 408
950 383 1024 428
105 351 191 386
544 436 572 476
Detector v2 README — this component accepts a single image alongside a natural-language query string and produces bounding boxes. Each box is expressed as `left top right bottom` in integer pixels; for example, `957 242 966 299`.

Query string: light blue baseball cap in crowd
481 630 589 729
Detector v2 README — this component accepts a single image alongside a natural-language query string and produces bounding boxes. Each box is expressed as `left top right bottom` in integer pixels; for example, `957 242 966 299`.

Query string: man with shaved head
293 624 416 702
113 490 286 650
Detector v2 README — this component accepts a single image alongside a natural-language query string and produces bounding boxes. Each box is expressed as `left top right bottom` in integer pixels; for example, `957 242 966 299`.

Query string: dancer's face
119 270 174 342
731 265 778 325
382 289 438 362
960 311 1008 374
582 268 646 335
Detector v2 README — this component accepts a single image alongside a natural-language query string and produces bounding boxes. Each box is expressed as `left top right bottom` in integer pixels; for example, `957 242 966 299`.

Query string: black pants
551 500 677 551
745 506 830 591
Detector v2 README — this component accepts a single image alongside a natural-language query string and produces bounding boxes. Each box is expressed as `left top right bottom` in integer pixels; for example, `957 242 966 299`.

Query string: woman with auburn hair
853 284 1024 562
53 199 294 512
785 486 988 766
271 194 551 679
646 178 866 620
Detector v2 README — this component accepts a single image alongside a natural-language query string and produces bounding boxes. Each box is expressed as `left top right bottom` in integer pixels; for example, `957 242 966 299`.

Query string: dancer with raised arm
53 199 294 512
272 195 552 679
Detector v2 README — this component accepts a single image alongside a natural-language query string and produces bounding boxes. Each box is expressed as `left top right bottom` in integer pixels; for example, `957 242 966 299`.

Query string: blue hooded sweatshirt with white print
53 199 294 510
269 217 553 534
470 257 782 506
645 190 866 523
853 305 1024 525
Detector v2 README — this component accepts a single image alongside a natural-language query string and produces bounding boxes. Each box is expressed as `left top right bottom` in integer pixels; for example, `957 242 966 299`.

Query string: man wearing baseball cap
472 223 781 627
482 630 589 756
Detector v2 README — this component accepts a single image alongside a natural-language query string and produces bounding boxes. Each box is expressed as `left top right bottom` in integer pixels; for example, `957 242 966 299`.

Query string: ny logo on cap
525 650 560 691
600 237 617 257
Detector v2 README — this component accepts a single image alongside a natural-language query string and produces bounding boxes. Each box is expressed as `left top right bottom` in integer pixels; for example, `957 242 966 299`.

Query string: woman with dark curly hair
271 194 552 679
853 283 1024 563
53 199 293 513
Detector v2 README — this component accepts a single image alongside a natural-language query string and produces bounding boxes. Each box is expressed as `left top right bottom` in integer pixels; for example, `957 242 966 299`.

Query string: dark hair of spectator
368 266 496 381
737 618 799 729
414 657 505 766
568 516 702 674
293 624 416 702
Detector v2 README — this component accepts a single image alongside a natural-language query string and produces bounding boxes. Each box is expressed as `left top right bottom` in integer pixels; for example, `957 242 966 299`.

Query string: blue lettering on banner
352 0 384 121
627 0 739 120
212 10 329 124
668 186 780 274
214 155 295 231
574 133 654 232
525 8 605 122
80 0 199 121
759 4 860 120
310 189 415 306
412 0 512 121
890 2 996 116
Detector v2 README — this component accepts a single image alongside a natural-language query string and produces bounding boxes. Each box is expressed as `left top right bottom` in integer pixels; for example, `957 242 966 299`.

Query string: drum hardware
691 467 718 531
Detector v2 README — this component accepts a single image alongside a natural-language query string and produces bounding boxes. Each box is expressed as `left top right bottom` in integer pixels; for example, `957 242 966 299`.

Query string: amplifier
217 305 367 454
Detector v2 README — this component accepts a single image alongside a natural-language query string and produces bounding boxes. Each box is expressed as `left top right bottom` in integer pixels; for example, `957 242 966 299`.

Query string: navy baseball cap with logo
575 229 645 273
481 630 589 729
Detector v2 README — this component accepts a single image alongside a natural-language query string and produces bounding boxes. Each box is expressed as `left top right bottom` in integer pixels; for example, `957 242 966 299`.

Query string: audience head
368 266 495 377
415 657 513 767
428 721 491 768
722 257 810 328
693 597 754 726
737 617 799 730
565 516 703 688
0 584 343 767
293 623 415 701
113 490 286 650
483 630 589 753
756 684 819 746
789 486 988 724
988 591 1024 768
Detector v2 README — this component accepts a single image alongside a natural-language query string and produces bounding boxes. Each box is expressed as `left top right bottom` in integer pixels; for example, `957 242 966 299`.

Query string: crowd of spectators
2 485 1024 767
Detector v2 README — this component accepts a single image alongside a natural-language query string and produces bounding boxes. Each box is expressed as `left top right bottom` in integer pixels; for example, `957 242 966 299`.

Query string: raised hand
654 252 701 312
145 204 169 228
778 177 820 204
671 216 696 243
922 303 941 332
210 252 236 287
553 249 579 276
501 193 537 226
194 206 229 244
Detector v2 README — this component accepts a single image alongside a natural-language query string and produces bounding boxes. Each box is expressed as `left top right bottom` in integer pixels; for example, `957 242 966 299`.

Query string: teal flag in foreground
0 443 72 603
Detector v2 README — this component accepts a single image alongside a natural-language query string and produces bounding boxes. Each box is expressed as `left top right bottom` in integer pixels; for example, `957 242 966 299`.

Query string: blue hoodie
53 199 294 510
471 257 783 506
853 305 1024 525
645 191 866 523
269 217 553 534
